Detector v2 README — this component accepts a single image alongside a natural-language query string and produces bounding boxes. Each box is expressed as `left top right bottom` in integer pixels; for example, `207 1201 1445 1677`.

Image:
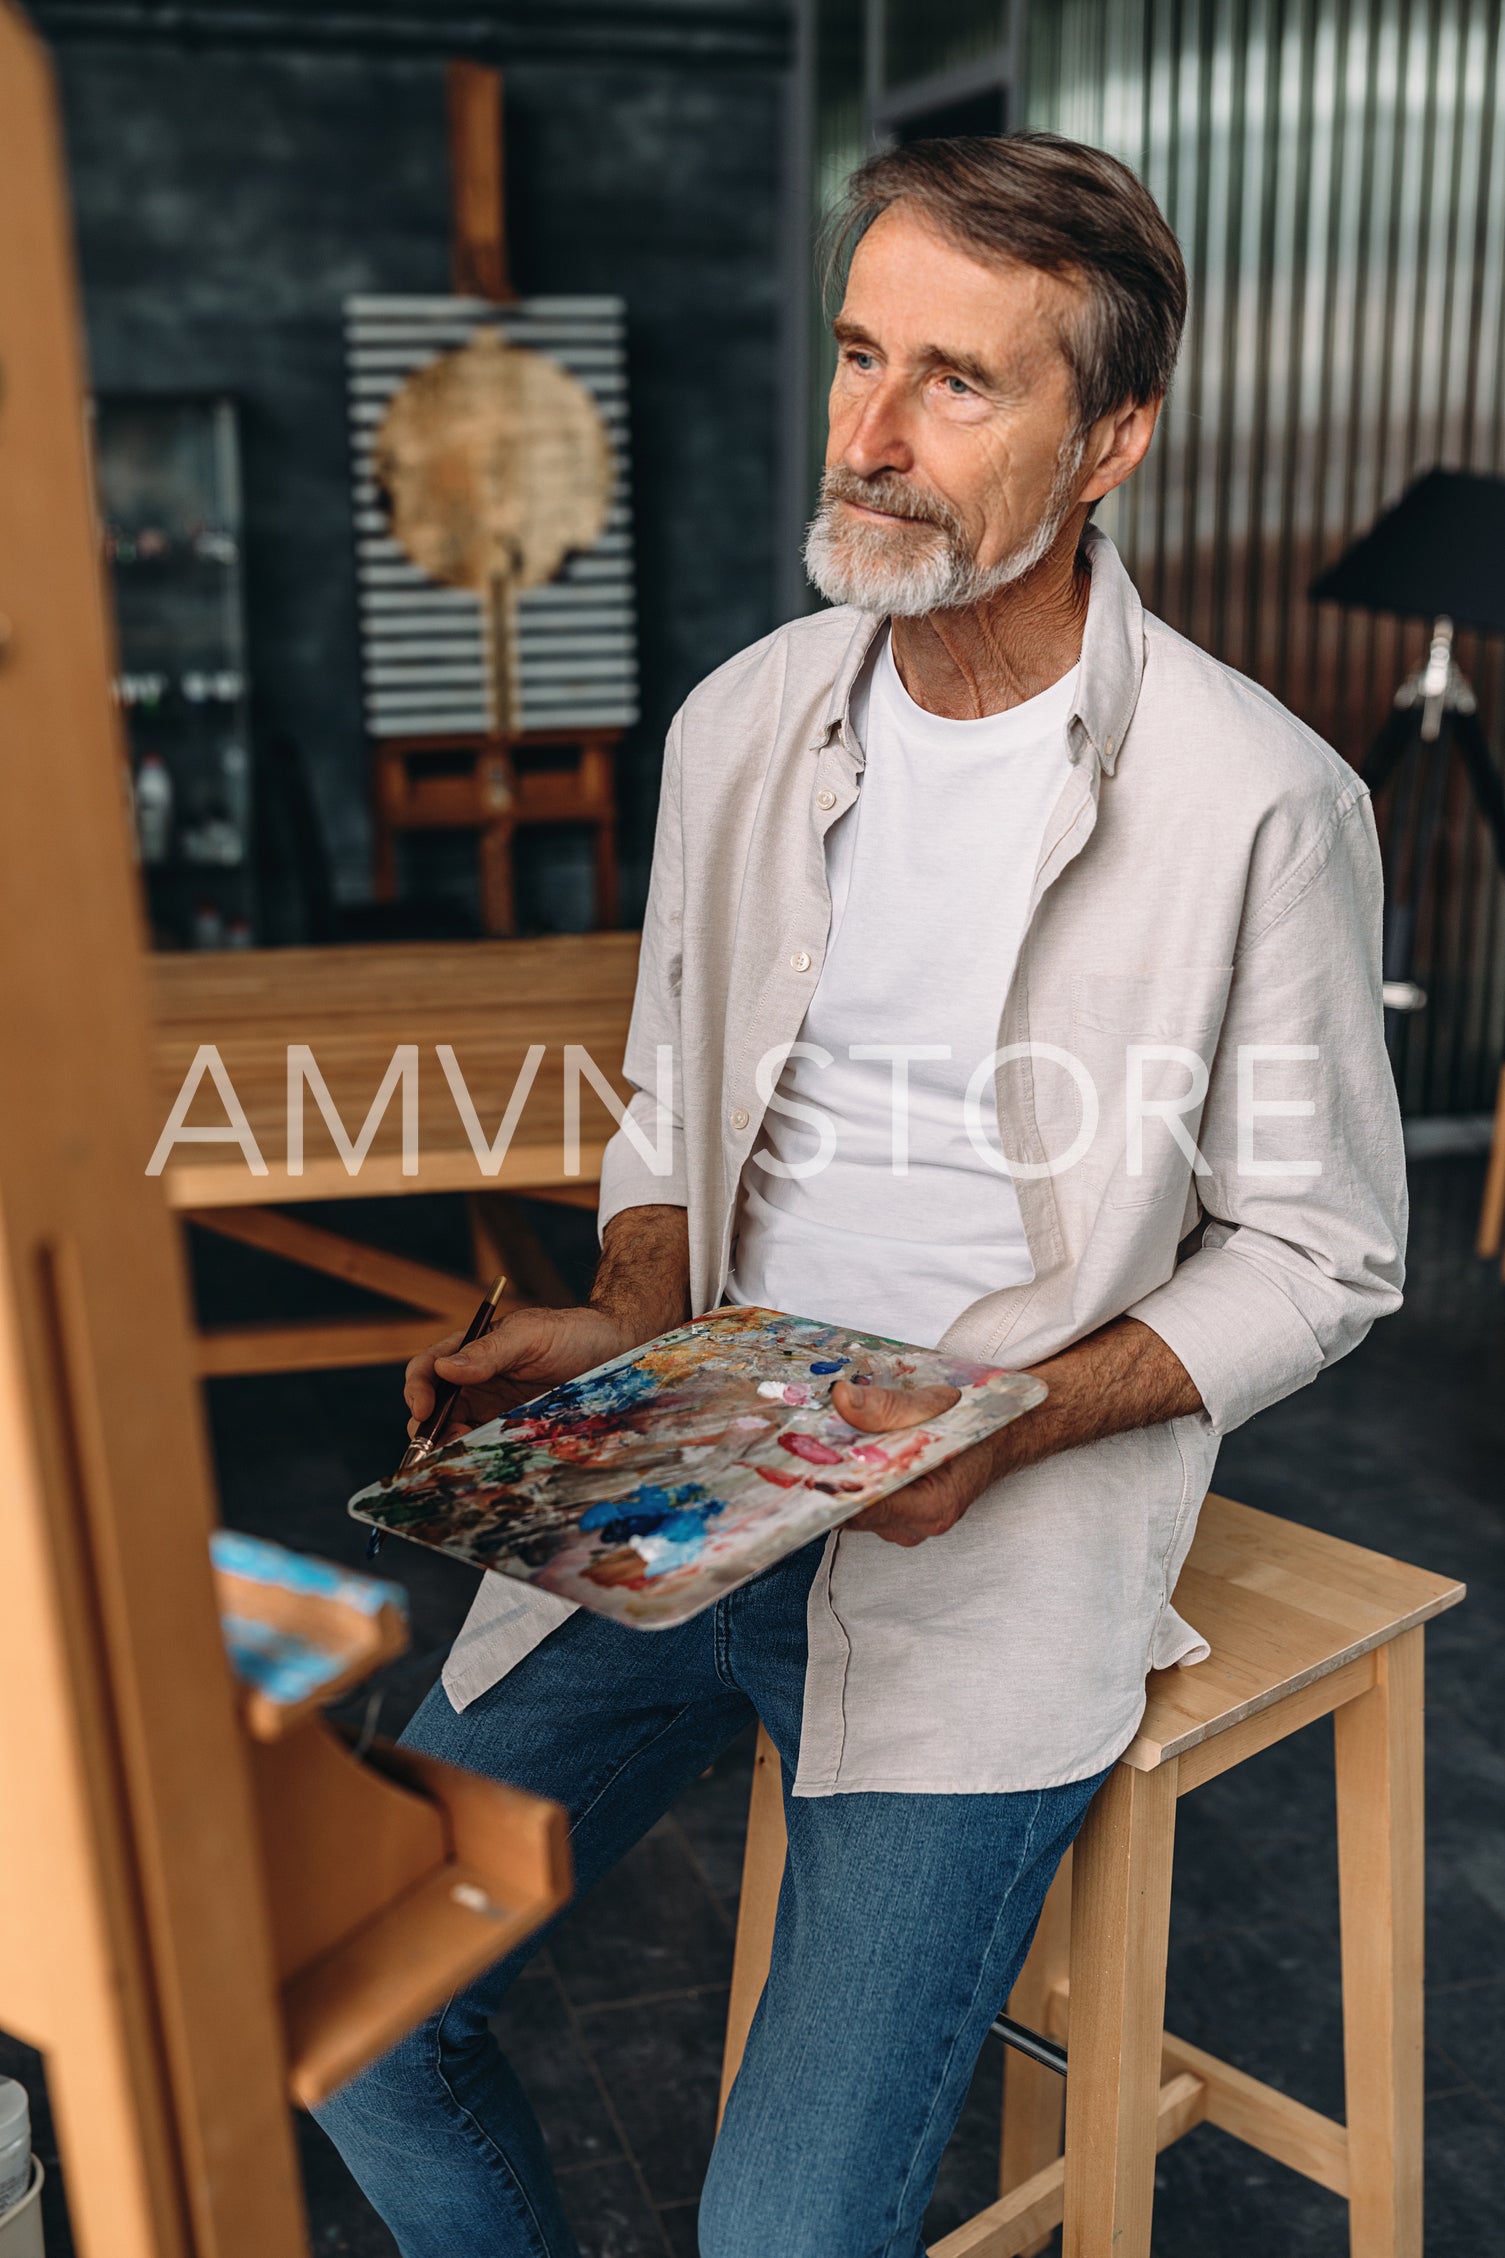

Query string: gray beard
803 438 1086 617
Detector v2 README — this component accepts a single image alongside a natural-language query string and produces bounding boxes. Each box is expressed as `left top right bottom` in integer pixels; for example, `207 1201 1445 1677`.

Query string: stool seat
718 1494 1464 2258
1125 1493 1461 1775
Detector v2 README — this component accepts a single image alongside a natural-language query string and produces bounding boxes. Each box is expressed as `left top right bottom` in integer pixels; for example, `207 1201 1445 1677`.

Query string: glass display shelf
95 394 256 949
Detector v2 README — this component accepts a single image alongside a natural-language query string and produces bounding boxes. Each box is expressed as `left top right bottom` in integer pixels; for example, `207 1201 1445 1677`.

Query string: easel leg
1061 1761 1178 2258
717 1722 786 2125
1335 1628 1424 2258
372 815 398 905
1000 1847 1072 2256
478 818 517 936
593 819 619 929
578 735 618 929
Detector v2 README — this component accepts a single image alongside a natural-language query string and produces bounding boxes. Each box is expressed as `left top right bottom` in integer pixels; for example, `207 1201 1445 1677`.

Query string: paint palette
347 1307 1045 1628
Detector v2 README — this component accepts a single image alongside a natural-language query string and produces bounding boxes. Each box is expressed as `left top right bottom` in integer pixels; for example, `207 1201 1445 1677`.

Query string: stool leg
1335 1627 1424 2258
1062 1759 1178 2258
1000 1845 1072 2256
1477 1060 1505 1261
718 1722 786 2125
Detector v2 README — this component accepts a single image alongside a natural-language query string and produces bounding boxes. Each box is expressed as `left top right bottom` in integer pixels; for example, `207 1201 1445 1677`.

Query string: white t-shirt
727 630 1077 1348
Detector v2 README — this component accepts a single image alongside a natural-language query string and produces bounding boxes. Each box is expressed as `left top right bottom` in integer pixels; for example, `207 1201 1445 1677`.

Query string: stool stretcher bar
988 2015 1067 2080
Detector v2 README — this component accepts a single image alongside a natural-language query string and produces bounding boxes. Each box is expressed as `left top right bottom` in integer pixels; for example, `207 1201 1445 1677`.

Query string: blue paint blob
809 1358 848 1375
578 1480 730 1578
579 1480 723 1546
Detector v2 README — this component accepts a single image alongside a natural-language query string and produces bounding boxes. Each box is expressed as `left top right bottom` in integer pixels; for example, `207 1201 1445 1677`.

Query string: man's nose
837 381 915 481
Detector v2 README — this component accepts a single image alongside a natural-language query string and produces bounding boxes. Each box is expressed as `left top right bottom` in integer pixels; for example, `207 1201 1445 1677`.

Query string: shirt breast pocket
1070 966 1234 1211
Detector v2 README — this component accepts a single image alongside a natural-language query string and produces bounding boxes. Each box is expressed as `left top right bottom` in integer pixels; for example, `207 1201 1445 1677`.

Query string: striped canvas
345 294 638 739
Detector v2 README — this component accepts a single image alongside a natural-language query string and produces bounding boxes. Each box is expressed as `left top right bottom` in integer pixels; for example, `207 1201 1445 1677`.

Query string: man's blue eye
945 375 973 396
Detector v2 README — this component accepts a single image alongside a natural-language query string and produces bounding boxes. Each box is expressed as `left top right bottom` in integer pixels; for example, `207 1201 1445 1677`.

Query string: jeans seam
712 1592 735 1687
427 2012 561 2258
886 1789 1049 2250
567 1694 711 1838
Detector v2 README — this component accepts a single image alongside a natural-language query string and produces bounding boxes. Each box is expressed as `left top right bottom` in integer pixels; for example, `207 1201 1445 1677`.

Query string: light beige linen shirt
444 528 1407 1793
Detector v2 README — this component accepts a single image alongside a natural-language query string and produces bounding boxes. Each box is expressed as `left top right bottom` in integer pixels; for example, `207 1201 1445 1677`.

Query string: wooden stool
718 1495 1464 2257
371 725 620 936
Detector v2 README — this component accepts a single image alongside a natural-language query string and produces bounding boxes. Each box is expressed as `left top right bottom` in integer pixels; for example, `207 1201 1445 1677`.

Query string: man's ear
1078 396 1162 507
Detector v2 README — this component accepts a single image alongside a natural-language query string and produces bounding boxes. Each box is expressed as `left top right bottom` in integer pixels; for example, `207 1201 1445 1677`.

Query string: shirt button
791 949 811 972
816 788 836 810
730 1107 750 1131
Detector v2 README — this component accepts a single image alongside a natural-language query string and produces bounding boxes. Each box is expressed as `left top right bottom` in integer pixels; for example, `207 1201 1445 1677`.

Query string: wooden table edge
161 1145 610 1209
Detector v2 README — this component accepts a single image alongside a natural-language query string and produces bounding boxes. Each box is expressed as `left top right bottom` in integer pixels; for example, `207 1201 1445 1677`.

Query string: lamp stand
1361 615 1505 1045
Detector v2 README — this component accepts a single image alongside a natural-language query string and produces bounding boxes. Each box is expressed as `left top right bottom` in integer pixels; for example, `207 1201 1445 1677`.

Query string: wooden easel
368 61 624 936
0 16 568 2254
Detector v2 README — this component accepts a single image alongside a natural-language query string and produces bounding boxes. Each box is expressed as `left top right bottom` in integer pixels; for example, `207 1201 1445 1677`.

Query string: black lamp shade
1308 468 1505 637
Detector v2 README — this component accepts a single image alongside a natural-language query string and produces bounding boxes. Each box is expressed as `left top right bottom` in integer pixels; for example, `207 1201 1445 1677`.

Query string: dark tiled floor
2 1160 1500 2254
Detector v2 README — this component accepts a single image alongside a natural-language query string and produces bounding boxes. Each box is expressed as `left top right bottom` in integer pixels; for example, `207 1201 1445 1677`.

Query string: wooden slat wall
1027 0 1505 1115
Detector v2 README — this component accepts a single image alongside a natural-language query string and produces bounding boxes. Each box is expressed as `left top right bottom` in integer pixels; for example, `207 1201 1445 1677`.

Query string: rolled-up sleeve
1128 787 1407 1434
597 714 690 1237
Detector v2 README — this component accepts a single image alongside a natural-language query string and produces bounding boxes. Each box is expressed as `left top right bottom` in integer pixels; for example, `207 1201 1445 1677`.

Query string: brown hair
827 132 1188 429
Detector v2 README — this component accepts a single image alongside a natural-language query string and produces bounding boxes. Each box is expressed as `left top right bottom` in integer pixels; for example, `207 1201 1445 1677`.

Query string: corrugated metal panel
1029 0 1505 1115
344 295 639 740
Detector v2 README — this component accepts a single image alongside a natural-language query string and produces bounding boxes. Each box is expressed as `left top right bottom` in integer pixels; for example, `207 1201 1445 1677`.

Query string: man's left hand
831 1378 1005 1547
828 1315 1204 1548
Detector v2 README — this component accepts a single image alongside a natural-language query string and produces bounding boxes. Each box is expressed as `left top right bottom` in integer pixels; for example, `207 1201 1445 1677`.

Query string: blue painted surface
219 1612 350 1705
211 1528 408 1620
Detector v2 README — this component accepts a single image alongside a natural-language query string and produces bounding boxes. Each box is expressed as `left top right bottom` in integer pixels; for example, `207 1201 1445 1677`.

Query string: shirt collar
809 608 888 754
806 524 1145 776
1069 523 1145 777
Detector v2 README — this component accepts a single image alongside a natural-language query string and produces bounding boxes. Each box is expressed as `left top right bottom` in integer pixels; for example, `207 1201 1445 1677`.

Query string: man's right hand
404 1201 693 1443
403 1303 636 1440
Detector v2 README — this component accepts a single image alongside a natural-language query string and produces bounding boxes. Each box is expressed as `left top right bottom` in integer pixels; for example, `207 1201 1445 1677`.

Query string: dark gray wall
36 1 791 922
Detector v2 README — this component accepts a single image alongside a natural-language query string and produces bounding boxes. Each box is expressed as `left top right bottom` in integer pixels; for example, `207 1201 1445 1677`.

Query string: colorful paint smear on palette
347 1307 1045 1629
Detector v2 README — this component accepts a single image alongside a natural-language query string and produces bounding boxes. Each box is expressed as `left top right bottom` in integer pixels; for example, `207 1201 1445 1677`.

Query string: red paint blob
777 1432 845 1466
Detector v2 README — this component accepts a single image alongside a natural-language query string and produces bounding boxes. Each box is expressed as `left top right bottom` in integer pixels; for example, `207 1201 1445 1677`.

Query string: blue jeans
315 1541 1107 2258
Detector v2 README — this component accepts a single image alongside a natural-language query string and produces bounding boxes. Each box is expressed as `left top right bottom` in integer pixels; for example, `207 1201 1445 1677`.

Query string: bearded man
319 134 1405 2258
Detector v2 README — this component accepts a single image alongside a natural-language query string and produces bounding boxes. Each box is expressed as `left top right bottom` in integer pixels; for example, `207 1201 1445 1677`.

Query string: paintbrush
365 1272 509 1559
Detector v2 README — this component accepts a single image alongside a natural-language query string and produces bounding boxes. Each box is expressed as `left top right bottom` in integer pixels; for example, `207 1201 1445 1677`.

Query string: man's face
806 205 1091 614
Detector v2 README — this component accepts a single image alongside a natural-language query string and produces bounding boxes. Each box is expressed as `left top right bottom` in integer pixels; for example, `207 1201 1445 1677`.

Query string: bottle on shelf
0 2077 30 2219
133 751 173 865
190 900 225 950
